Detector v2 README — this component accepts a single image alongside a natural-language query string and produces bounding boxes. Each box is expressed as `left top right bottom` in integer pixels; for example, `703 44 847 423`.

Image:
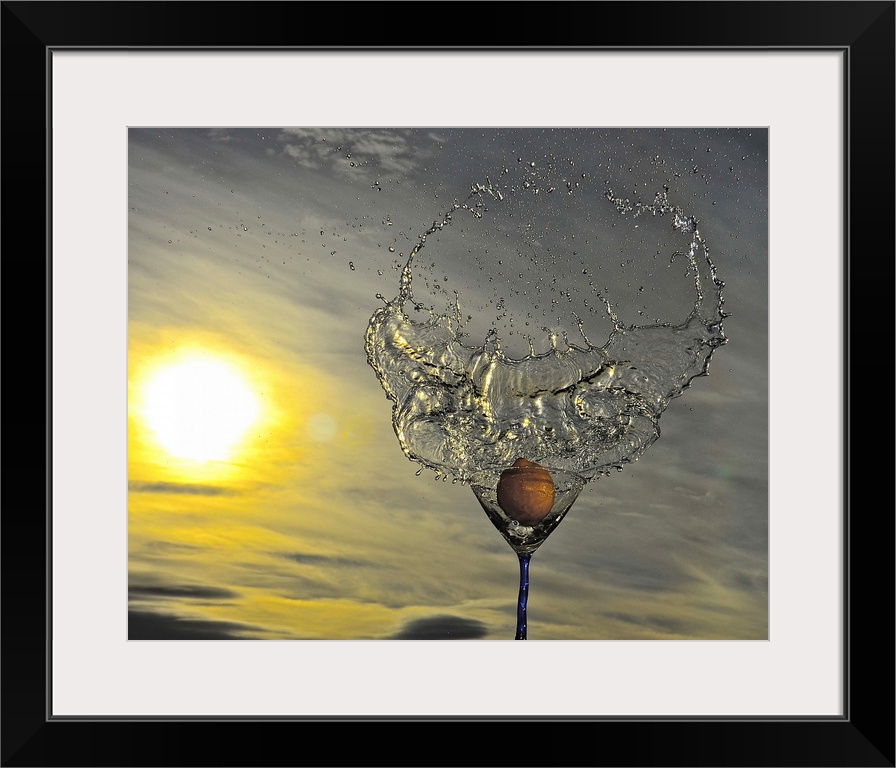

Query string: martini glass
470 464 585 639
366 178 727 642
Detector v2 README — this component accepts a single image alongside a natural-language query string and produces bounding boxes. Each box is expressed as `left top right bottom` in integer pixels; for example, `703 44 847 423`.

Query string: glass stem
515 552 532 640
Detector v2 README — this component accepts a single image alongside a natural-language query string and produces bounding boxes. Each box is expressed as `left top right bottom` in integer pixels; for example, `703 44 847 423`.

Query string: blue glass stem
515 552 532 640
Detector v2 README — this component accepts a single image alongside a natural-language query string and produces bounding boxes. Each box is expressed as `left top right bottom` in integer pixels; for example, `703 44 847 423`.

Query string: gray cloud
139 540 202 553
129 481 240 496
389 615 488 640
128 609 260 640
602 611 692 636
129 584 239 601
282 552 368 568
206 128 232 143
278 127 422 177
587 551 690 593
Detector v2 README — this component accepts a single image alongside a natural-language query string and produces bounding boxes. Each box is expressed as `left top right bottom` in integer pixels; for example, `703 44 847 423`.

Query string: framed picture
5 2 892 765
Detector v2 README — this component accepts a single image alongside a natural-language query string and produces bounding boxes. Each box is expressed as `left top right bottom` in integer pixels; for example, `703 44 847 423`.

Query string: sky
127 127 768 641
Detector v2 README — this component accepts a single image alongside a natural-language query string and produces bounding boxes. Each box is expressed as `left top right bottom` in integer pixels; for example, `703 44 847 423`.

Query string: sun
140 354 261 463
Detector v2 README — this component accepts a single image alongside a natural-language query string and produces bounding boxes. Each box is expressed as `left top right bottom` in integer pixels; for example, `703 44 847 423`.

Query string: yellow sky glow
129 336 286 485
142 356 259 462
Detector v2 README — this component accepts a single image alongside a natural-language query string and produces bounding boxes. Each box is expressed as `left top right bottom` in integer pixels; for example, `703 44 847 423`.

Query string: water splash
365 167 727 484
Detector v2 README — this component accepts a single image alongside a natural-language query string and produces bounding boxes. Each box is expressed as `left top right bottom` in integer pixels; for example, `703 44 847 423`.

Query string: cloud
128 481 240 496
278 128 422 177
588 551 688 593
139 540 202 553
389 615 488 640
282 552 368 569
128 609 260 640
602 611 692 636
129 584 239 601
206 128 232 143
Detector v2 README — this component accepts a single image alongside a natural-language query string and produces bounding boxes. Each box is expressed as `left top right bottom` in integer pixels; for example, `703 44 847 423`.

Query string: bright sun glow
142 356 261 462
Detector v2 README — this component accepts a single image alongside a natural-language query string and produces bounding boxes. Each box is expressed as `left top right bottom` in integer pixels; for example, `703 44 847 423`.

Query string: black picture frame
3 2 893 766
